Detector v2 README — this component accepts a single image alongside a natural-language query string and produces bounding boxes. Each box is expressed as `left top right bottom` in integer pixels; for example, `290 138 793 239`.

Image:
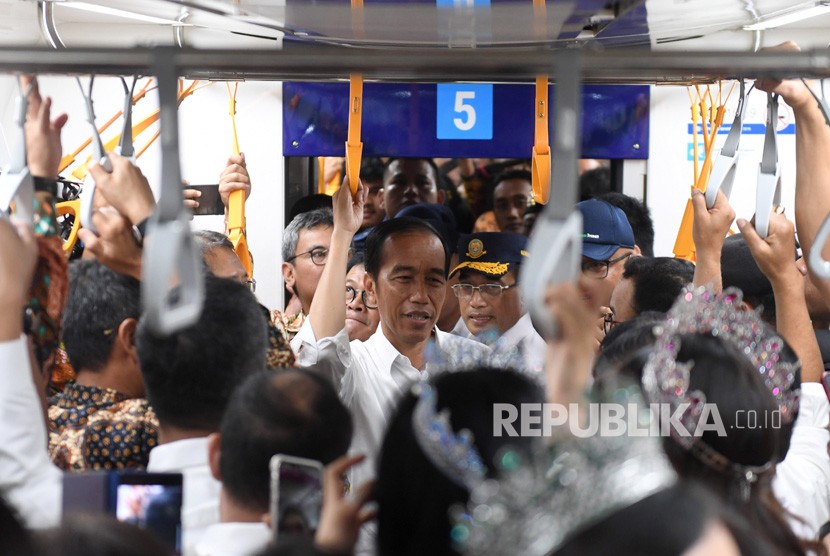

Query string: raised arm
738 213 823 383
691 188 735 291
0 218 62 528
308 177 366 341
755 42 830 299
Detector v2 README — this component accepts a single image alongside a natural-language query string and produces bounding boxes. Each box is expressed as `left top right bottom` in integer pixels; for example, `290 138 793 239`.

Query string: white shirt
466 313 546 374
292 321 489 556
292 319 491 490
450 316 471 338
772 382 830 539
193 521 272 556
0 336 62 529
147 437 222 556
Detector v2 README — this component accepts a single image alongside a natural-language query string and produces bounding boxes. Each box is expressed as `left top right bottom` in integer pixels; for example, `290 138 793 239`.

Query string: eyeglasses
346 286 378 309
581 252 632 279
451 282 517 300
245 278 257 293
603 312 620 334
286 247 328 266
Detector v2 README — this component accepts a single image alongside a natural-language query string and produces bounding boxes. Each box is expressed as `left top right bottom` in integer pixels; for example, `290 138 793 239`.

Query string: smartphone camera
269 454 323 542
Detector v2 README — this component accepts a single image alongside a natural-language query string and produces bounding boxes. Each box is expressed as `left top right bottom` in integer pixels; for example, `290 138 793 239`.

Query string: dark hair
61 260 141 373
376 367 544 556
136 275 267 432
219 368 352 513
721 234 777 325
36 514 169 556
347 250 366 273
634 333 809 555
578 166 612 201
383 157 440 185
620 257 694 315
364 217 450 279
288 194 333 223
194 229 234 255
486 169 533 211
554 482 776 556
360 157 385 183
599 192 654 257
594 311 665 380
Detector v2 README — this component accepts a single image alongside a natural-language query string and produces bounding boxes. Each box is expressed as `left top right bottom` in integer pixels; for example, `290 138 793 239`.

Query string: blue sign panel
436 83 493 140
283 82 649 159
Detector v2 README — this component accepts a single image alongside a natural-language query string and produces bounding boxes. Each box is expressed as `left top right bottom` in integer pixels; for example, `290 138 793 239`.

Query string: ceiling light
56 2 194 26
743 2 830 31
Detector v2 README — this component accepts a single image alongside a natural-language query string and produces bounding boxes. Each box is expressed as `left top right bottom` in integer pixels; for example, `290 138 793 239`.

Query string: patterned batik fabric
48 384 159 471
263 306 296 368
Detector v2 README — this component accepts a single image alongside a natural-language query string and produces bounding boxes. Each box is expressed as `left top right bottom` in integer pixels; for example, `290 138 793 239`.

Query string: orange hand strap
345 73 364 196
56 200 81 254
225 82 253 279
531 74 551 205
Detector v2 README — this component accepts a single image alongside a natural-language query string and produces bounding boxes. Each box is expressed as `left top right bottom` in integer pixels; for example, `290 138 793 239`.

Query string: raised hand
21 75 68 179
219 153 251 207
314 454 376 555
88 154 155 226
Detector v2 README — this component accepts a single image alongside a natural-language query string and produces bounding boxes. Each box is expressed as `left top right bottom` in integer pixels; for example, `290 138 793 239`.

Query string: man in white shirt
291 179 489 505
451 232 545 373
195 368 353 556
138 275 268 555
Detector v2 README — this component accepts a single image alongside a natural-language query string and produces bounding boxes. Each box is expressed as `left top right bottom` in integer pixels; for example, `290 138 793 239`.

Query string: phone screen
115 479 183 555
272 458 323 541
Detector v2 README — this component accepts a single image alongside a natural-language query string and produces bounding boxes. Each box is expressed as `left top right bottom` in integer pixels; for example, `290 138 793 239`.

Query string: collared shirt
148 437 222 556
449 316 471 338
48 383 159 471
772 382 830 539
466 313 546 374
291 319 490 491
192 521 273 556
292 321 489 556
0 335 62 529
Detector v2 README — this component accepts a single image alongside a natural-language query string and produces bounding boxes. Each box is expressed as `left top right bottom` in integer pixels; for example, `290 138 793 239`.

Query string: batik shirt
48 384 159 471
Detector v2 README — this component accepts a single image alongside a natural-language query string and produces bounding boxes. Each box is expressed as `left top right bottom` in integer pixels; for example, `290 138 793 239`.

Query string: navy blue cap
450 232 529 278
395 203 459 250
576 199 635 261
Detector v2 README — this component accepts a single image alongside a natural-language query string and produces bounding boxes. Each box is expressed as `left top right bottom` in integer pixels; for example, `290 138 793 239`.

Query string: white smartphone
269 454 324 542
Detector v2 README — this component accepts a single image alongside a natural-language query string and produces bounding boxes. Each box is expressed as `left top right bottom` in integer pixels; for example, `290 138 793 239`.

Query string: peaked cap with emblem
450 232 529 278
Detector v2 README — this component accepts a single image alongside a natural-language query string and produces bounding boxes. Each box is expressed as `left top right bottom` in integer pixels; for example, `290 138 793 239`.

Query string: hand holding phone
270 454 324 541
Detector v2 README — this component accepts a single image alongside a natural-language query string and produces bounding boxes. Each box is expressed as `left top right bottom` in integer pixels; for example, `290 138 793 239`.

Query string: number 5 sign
436 84 493 140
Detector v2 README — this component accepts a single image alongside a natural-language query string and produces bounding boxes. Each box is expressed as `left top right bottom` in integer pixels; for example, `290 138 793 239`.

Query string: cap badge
467 239 486 259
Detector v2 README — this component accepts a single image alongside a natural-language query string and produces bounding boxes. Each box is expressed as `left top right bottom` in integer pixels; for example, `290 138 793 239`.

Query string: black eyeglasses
346 286 378 309
451 283 517 300
286 247 328 266
603 311 620 334
581 252 632 279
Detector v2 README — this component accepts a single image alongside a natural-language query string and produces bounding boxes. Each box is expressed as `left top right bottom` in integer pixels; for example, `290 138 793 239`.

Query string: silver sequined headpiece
642 286 800 494
448 382 677 555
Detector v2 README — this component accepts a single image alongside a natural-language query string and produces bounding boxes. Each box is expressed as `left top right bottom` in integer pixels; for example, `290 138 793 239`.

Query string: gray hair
194 230 234 259
281 208 333 262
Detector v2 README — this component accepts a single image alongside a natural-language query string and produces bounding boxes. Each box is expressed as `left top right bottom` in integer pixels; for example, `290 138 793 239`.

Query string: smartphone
63 471 183 554
270 454 324 542
183 184 223 216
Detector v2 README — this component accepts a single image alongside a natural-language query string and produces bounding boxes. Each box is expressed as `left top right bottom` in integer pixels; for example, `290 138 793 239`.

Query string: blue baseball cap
576 199 635 261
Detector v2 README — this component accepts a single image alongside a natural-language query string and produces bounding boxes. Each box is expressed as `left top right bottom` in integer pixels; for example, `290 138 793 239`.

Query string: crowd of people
2 41 830 556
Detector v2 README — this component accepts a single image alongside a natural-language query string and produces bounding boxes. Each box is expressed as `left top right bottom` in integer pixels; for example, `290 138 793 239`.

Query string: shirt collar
57 383 127 407
147 436 210 472
367 325 446 372
194 522 272 555
500 312 534 344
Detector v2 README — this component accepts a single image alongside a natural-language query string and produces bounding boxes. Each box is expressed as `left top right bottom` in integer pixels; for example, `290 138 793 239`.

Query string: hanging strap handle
754 93 782 239
705 80 747 208
520 51 582 339
56 200 81 253
142 50 205 335
226 82 253 279
345 73 363 196
76 76 114 234
531 74 551 205
0 78 35 224
115 76 138 159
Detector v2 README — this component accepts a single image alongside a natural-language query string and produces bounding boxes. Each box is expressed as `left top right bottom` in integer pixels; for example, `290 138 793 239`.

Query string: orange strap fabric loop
225 81 253 278
345 73 364 196
531 74 551 205
56 200 81 254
